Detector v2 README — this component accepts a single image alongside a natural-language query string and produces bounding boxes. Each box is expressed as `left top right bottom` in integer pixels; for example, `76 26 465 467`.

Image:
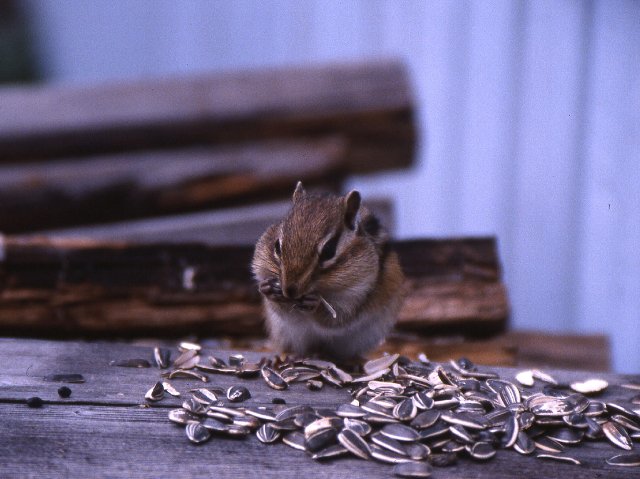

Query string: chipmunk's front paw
259 278 287 303
294 294 321 312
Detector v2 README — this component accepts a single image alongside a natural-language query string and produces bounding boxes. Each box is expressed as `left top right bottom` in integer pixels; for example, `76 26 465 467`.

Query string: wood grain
0 237 508 337
28 199 394 247
0 338 637 479
0 139 346 233
0 60 415 173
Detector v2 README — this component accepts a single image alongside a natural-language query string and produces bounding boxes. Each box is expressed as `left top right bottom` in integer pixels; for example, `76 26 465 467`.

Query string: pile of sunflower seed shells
145 343 640 477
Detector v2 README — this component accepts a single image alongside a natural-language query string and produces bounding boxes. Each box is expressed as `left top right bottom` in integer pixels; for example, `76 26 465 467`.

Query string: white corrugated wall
22 0 640 372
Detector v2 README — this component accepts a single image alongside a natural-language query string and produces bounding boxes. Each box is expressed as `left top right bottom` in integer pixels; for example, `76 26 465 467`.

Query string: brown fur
252 183 405 360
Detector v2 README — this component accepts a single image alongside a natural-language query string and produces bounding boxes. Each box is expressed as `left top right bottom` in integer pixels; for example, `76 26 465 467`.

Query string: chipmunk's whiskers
318 295 337 319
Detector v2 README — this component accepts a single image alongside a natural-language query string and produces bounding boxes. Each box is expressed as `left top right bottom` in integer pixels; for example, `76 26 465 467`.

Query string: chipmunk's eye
274 239 282 258
319 234 339 263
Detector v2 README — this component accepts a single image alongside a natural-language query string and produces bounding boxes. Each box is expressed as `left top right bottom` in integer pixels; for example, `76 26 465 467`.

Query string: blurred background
2 0 638 372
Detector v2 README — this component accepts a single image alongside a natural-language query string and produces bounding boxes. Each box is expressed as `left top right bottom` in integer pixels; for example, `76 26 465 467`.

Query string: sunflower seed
584 416 604 439
364 354 400 375
502 413 519 448
311 444 349 461
256 423 281 443
337 369 359 386
173 350 199 369
412 391 434 410
168 408 199 425
154 347 171 368
441 440 464 453
528 395 574 417
306 379 323 391
531 369 558 385
584 401 606 416
276 405 314 421
441 412 487 430
319 295 337 319
534 436 564 453
301 358 336 369
563 412 588 428
611 414 640 432
268 417 298 431
145 381 164 402
607 402 639 419
224 424 251 437
570 378 608 394
237 362 262 378
162 381 181 397
467 442 496 460
199 416 228 432
547 427 584 445
226 385 251 403
178 341 201 352
244 407 276 422
519 411 536 430
516 370 535 387
188 388 218 404
429 452 457 467
381 423 420 442
418 422 449 440
370 444 413 464
305 428 337 452
371 432 407 455
411 410 440 430
405 442 430 460
208 356 228 368
392 461 433 477
449 424 474 444
536 454 581 465
233 414 260 429
228 354 245 367
166 369 208 382
338 428 371 459
261 366 288 390
351 369 391 383
606 453 640 467
603 421 633 450
394 398 417 421
337 403 366 418
182 397 207 415
343 418 372 436
514 431 536 455
304 417 342 438
185 423 210 444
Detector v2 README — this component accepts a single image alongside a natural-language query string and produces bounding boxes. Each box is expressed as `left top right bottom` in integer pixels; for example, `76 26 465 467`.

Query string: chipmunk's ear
344 190 361 230
292 181 306 203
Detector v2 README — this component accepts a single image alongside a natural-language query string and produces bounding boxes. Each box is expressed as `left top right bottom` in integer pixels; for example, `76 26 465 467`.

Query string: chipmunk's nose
284 285 298 299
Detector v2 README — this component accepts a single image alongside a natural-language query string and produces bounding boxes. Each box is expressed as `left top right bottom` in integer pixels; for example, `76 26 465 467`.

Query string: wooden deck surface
1 338 638 478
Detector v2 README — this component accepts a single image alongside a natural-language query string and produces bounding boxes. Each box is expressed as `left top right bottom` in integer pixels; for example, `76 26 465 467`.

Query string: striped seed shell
338 428 372 460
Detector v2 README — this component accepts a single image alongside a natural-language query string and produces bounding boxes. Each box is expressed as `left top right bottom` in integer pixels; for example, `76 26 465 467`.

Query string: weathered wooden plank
0 339 345 407
378 330 611 371
29 199 395 247
1 403 638 479
0 138 345 233
0 60 416 173
0 338 637 479
0 237 507 337
0 338 629 407
506 330 612 371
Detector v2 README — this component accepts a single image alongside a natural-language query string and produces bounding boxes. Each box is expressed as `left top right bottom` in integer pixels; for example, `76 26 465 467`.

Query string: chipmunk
252 182 405 360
